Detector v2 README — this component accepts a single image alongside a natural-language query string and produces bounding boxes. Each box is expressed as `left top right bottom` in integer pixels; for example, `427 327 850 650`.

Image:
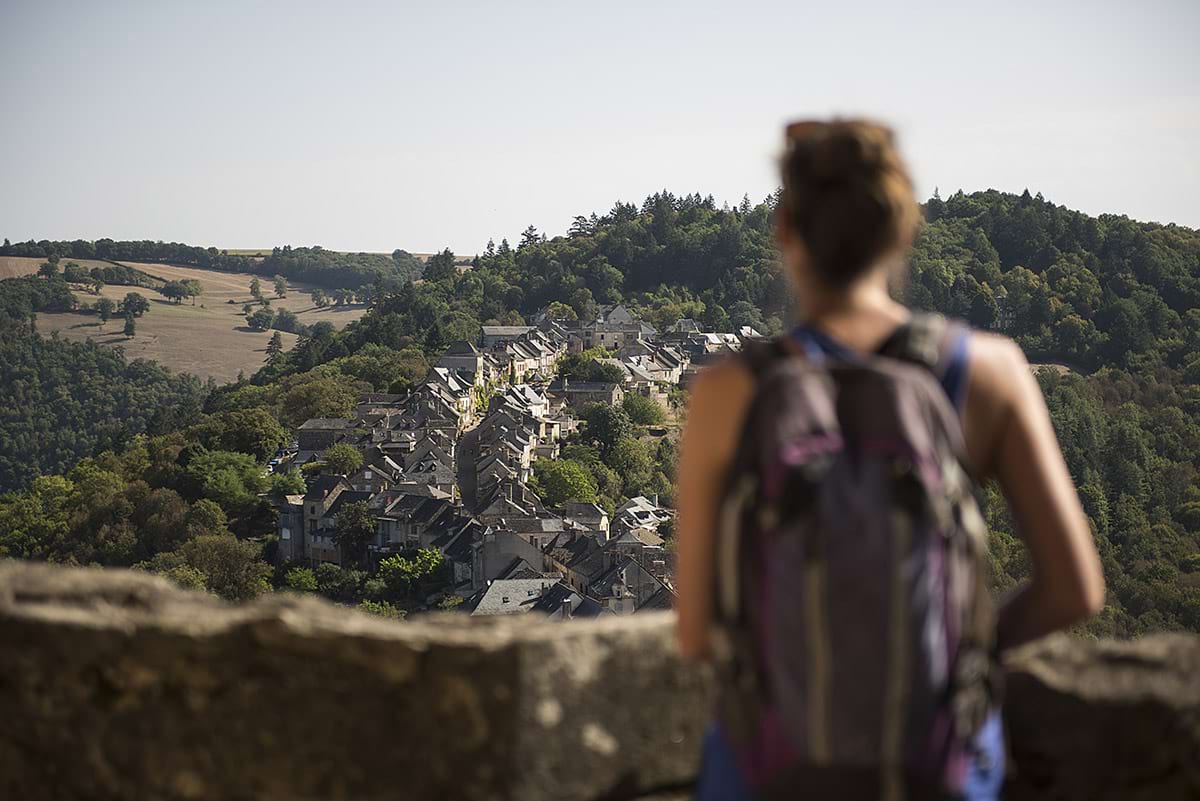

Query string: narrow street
454 424 480 513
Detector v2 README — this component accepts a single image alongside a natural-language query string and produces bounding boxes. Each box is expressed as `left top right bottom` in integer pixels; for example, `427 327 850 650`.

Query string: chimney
561 598 573 621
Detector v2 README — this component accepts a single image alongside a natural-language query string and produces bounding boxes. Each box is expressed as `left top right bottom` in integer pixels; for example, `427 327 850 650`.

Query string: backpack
710 313 998 801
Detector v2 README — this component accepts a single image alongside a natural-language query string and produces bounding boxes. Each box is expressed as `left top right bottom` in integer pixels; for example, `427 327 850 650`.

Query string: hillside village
270 304 761 618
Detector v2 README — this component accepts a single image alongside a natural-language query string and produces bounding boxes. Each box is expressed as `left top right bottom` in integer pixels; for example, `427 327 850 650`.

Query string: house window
364 470 373 479
502 596 510 604
281 528 291 541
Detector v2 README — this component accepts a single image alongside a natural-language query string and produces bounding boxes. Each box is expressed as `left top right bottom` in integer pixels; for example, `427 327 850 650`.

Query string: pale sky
2 0 1197 256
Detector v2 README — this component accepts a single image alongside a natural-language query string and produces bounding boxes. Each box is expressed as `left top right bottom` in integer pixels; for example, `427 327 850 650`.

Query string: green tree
183 279 202 304
120 292 150 317
250 276 263 301
532 459 598 507
269 469 307 495
582 403 634 452
273 275 287 298
334 499 376 568
605 436 654 496
273 308 300 333
544 300 578 322
622 393 666 426
266 331 284 360
123 314 136 337
96 297 115 323
190 407 289 461
357 599 405 619
277 373 357 427
284 566 318 591
378 548 445 597
182 448 268 515
311 289 329 308
322 443 363 475
160 281 189 303
140 534 270 601
156 564 208 592
314 562 366 602
424 248 458 283
247 307 275 331
185 499 229 538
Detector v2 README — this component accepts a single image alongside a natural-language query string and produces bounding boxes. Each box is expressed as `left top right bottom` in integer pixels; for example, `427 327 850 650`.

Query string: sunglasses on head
784 119 894 145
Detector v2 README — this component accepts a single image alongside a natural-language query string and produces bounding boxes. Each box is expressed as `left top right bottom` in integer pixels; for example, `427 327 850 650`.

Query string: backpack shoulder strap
876 313 971 409
735 336 796 380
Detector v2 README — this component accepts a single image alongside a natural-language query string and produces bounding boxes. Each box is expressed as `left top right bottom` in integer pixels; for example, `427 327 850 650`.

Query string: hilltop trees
2 239 424 292
423 249 458 283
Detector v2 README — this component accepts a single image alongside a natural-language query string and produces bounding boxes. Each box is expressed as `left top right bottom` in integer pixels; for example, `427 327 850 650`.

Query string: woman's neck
797 273 901 324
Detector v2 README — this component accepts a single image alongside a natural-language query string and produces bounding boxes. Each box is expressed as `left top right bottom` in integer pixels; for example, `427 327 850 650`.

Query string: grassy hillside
5 260 369 383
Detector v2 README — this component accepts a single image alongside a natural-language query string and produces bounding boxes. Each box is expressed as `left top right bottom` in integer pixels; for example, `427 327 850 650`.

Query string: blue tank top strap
941 330 971 413
790 323 972 415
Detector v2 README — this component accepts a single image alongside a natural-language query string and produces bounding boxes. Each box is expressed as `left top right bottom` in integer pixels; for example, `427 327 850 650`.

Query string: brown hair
780 119 919 288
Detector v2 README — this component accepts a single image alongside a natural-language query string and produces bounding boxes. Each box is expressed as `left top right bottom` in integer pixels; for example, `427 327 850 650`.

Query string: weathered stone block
1003 633 1200 801
0 562 711 801
3 561 1199 801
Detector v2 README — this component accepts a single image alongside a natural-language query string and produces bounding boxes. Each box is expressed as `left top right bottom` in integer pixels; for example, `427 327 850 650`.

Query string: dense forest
1 189 1198 634
0 238 425 291
0 326 209 493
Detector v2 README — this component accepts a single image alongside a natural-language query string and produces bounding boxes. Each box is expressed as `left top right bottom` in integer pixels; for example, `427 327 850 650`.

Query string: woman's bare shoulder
962 330 1039 477
683 354 758 455
690 353 759 415
967 330 1032 402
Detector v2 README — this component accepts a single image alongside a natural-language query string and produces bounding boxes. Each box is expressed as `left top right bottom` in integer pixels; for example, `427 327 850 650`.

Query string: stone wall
1 561 1196 801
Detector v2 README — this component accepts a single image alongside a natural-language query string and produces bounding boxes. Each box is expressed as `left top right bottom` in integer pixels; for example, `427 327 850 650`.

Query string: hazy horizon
2 0 1197 256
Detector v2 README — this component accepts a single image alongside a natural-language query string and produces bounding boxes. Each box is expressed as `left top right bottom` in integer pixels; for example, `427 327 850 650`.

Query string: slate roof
304 475 347 501
634 585 676 612
482 325 535 337
324 490 374 519
530 582 605 618
469 579 555 616
298 418 353 430
545 532 607 583
443 340 482 356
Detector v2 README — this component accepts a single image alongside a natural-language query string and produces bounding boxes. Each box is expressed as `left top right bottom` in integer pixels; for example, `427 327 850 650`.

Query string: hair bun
779 118 918 288
800 126 888 187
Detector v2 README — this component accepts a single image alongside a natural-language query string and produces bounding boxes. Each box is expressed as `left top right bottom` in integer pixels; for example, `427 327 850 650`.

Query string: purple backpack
711 314 998 801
